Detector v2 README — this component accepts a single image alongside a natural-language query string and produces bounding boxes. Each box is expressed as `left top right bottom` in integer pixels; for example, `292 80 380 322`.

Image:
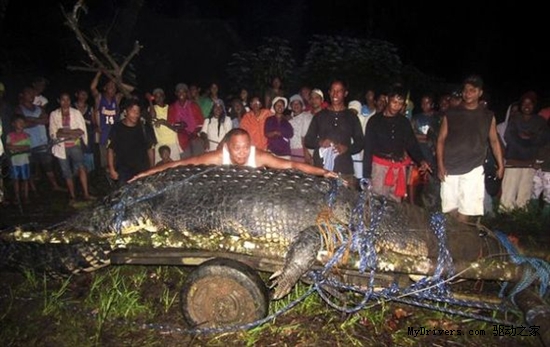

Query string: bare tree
61 0 142 98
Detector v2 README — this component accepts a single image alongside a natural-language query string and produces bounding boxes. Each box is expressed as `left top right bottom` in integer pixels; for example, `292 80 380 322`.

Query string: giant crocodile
0 165 548 316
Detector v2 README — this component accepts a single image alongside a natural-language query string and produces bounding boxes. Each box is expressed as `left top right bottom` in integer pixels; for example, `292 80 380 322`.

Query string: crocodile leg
270 226 321 300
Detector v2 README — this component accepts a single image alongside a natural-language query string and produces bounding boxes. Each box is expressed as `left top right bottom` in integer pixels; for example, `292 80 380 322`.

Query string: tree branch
61 0 142 99
120 41 142 74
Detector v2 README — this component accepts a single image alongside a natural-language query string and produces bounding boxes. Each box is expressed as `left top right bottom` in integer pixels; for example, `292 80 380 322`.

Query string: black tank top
444 105 493 175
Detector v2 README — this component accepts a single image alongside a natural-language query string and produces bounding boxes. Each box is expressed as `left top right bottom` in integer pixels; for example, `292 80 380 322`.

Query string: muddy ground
0 171 547 347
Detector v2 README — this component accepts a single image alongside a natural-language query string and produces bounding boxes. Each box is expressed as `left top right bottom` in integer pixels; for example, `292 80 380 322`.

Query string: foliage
226 37 296 96
300 35 403 91
226 34 444 97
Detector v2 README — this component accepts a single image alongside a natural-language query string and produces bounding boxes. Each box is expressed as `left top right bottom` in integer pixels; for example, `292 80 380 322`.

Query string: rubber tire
180 258 269 329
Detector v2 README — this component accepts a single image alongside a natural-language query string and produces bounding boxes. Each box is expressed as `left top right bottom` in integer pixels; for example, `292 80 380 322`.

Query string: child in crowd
6 115 31 204
156 145 173 167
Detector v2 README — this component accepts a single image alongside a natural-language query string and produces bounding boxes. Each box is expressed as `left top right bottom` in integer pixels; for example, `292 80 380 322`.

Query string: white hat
348 100 362 115
271 96 288 113
311 88 324 100
289 94 303 108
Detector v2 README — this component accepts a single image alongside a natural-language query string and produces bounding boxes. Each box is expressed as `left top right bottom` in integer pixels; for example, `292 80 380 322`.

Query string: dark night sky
0 0 547 113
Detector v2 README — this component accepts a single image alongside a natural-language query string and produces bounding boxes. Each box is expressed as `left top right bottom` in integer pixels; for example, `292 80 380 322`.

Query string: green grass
1 264 546 347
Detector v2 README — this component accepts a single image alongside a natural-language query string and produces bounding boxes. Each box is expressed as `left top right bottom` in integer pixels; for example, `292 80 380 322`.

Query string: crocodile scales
0 165 505 299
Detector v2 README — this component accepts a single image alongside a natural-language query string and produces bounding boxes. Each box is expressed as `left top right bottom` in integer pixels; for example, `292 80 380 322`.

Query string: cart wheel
180 258 269 329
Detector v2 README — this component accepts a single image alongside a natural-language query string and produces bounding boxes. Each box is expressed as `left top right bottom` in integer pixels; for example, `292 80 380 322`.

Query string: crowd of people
0 73 549 224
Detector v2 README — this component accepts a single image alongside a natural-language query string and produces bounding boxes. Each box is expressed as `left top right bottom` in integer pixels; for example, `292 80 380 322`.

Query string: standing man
437 75 504 223
362 88 431 202
107 99 154 186
304 80 364 186
49 92 94 204
167 83 205 159
15 86 64 191
309 88 325 116
90 71 134 170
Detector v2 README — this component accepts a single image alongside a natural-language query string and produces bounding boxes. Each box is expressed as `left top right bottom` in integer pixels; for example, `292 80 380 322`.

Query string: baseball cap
311 88 324 100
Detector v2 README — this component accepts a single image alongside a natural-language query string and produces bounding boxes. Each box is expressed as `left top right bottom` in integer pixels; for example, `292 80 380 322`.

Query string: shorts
10 163 30 180
440 165 485 216
532 169 550 204
83 153 95 172
30 150 54 172
58 146 85 179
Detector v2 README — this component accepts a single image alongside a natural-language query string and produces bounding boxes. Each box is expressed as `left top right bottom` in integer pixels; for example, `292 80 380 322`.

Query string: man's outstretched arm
128 151 222 182
257 150 338 179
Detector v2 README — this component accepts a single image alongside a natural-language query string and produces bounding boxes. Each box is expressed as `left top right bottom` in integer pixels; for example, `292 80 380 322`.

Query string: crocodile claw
269 226 321 300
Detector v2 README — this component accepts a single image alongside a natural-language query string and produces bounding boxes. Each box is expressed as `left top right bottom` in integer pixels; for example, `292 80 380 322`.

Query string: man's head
32 77 48 94
289 94 304 115
250 96 262 113
520 91 537 115
175 83 189 101
438 94 451 112
231 98 245 115
462 75 483 106
189 84 200 100
271 77 282 89
75 89 89 102
240 88 249 101
103 80 117 97
208 83 219 96
420 95 434 114
385 87 406 116
328 80 348 108
375 92 388 112
310 89 324 110
58 92 72 110
224 128 251 166
364 89 375 104
152 88 165 104
299 86 311 105
20 86 36 104
123 99 141 125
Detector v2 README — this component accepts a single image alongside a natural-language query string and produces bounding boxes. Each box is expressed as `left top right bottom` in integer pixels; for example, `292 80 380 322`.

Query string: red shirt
168 100 204 150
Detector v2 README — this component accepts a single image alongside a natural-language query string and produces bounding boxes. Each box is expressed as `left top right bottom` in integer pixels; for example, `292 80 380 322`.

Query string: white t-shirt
288 111 313 150
202 116 233 151
34 95 48 108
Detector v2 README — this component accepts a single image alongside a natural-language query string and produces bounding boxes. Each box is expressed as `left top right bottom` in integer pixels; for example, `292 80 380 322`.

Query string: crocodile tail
0 240 112 276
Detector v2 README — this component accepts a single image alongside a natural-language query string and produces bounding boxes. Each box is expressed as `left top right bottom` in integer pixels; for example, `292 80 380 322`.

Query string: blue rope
352 179 384 273
171 178 550 335
494 230 550 301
